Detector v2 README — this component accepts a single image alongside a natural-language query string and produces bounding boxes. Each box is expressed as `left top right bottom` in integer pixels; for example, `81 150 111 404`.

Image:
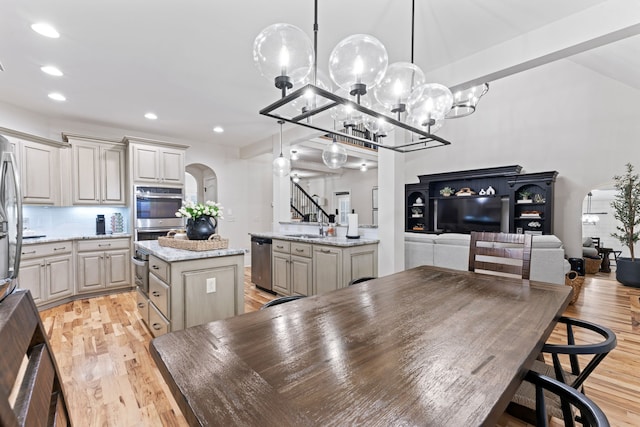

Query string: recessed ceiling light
290 150 299 161
360 163 368 172
144 112 158 120
41 65 63 76
213 126 224 133
31 22 60 38
48 92 66 101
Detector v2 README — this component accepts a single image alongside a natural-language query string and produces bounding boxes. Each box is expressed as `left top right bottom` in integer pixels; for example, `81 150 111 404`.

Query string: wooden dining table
150 265 572 427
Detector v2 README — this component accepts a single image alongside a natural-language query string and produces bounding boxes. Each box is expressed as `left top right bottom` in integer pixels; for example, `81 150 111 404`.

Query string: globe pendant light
373 62 425 116
407 83 454 127
273 121 291 177
322 136 347 169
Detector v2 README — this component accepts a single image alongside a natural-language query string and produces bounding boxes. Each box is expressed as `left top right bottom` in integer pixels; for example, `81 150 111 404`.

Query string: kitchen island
250 232 379 296
135 240 246 336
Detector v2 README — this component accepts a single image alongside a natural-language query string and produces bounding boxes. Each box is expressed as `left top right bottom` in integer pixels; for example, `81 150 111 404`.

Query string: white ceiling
0 0 638 167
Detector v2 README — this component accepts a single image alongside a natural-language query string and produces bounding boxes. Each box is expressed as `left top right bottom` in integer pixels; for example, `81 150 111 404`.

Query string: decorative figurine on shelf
533 193 545 203
478 188 487 195
455 187 475 196
486 185 496 195
440 187 454 197
415 197 423 205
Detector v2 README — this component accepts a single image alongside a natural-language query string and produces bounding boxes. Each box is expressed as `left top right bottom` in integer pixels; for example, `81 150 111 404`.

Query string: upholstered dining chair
260 295 306 309
509 317 617 426
348 276 376 286
522 371 610 427
468 231 533 279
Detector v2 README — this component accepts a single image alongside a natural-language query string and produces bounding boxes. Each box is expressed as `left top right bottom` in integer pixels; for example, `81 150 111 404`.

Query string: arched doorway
185 163 218 203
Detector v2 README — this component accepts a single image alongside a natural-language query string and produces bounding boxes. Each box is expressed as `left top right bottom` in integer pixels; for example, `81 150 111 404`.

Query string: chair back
468 232 533 280
348 277 376 286
525 370 609 427
260 295 306 309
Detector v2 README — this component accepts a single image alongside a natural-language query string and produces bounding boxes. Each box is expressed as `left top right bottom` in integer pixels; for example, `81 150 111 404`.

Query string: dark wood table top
150 265 571 427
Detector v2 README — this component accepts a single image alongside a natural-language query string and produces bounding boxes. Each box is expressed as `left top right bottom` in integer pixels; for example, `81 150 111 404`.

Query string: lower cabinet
76 238 131 293
313 246 342 295
19 241 74 306
272 240 313 296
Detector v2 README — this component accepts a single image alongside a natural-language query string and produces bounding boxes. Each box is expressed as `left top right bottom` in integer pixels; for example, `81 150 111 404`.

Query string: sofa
405 233 571 285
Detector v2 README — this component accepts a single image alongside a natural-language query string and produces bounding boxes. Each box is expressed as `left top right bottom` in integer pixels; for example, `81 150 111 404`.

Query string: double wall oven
134 186 184 241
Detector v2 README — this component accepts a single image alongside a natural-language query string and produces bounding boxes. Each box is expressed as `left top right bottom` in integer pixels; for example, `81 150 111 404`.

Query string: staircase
290 179 331 223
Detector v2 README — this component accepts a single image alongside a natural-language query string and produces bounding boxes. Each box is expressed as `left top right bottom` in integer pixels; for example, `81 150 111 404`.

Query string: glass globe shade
321 139 348 169
373 62 425 109
407 83 454 124
329 88 370 126
363 102 395 135
291 70 333 113
407 115 444 134
253 23 313 86
328 34 388 92
273 154 291 177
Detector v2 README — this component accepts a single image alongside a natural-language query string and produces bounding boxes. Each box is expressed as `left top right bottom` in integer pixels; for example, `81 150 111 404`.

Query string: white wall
405 58 640 258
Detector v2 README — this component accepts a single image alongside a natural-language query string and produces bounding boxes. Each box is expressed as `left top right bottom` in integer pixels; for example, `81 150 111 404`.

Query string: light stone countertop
22 233 132 244
279 221 378 229
136 240 246 262
250 232 379 247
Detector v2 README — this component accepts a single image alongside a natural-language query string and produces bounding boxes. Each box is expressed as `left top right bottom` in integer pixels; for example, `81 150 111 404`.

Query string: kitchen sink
286 234 327 239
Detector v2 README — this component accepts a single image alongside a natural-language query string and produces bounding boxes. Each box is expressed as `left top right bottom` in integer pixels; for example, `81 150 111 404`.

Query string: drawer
135 288 149 326
273 240 291 254
290 242 312 258
77 238 130 252
148 303 170 337
21 241 72 259
149 255 170 283
149 274 170 319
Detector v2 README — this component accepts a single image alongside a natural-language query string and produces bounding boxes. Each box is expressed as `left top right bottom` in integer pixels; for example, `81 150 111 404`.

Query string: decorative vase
186 216 217 240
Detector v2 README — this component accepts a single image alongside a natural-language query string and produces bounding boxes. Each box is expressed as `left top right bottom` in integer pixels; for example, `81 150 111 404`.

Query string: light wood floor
40 268 640 426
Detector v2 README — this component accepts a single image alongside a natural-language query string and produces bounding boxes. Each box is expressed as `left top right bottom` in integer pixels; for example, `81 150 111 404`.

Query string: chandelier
253 0 489 164
582 192 607 225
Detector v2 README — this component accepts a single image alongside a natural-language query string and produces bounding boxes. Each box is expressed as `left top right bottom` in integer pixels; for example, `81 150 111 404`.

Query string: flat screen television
437 196 501 233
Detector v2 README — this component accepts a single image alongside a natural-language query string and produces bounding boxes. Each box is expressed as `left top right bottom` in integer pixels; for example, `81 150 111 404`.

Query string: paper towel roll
346 213 359 238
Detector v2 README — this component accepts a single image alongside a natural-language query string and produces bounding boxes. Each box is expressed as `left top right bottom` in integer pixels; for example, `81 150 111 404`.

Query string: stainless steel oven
134 186 184 240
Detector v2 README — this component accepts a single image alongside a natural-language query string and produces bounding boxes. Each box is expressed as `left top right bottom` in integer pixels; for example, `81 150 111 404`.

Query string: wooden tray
158 234 229 251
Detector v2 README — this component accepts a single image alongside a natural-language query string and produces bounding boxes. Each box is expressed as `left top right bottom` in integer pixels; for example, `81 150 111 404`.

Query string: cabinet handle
22 250 36 255
152 291 161 297
321 249 331 253
295 249 304 252
152 323 163 331
276 245 284 249
152 265 160 270
98 243 111 247
53 247 66 251
137 302 145 308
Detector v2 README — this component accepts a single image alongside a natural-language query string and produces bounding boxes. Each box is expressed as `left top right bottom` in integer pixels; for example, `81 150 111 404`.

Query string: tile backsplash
23 206 130 238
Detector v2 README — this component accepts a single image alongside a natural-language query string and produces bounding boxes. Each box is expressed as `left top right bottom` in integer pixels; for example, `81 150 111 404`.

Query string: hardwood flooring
39 268 640 426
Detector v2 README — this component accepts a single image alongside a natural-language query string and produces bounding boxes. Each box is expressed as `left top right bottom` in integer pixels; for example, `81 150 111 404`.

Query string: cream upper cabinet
130 143 185 185
70 138 126 205
20 140 61 205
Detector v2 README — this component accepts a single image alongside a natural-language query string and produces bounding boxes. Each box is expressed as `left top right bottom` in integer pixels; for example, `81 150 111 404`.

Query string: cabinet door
182 265 238 328
347 248 377 286
101 145 126 204
105 249 131 288
159 148 185 184
272 253 290 295
77 251 104 293
46 254 74 301
19 259 45 304
291 255 312 296
132 145 160 182
72 143 100 204
313 246 342 295
21 141 59 205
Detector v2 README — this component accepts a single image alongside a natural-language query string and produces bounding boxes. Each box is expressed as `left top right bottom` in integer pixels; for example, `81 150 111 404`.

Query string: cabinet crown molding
62 132 123 145
0 126 69 148
122 135 190 150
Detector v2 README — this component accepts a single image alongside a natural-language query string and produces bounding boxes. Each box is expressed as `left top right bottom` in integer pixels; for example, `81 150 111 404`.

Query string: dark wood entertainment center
405 165 558 235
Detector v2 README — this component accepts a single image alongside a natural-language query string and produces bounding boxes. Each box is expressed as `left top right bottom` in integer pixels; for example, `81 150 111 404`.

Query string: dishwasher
251 236 273 293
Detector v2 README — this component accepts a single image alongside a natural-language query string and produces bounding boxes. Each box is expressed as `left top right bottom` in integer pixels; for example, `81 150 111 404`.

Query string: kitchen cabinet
68 137 126 205
129 142 186 185
313 243 378 295
20 140 62 205
144 251 244 335
507 172 558 235
272 240 312 296
19 241 74 306
76 238 131 293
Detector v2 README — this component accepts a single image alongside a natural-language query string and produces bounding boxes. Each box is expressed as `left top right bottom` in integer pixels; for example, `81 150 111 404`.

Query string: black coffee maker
96 215 106 235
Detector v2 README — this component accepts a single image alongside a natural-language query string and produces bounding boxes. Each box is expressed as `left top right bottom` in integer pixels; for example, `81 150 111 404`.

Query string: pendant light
321 135 347 169
273 120 291 177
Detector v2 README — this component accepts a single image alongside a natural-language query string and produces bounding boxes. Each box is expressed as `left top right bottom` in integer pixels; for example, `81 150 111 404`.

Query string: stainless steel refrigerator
0 134 22 303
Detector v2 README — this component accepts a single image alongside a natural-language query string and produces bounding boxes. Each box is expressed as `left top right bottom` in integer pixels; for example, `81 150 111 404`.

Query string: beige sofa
405 233 570 285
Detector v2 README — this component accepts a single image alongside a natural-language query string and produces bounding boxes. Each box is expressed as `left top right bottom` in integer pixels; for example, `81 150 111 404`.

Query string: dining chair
522 370 610 427
260 295 306 309
348 276 376 286
509 317 617 425
468 231 533 279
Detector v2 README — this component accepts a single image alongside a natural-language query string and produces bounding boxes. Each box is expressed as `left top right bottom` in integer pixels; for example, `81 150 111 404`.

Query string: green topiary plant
611 163 640 261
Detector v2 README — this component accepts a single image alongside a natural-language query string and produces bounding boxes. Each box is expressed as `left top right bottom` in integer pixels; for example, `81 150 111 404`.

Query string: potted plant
518 189 532 200
440 186 454 197
611 163 640 287
176 200 224 240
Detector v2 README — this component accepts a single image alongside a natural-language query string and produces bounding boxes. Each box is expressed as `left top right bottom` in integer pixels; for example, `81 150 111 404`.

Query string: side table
598 247 614 273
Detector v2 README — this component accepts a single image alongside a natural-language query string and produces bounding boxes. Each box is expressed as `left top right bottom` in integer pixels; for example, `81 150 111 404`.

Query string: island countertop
135 240 246 262
249 232 379 247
